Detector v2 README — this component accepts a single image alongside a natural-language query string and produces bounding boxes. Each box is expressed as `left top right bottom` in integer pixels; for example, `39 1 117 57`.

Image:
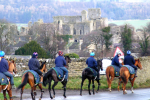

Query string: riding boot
134 69 138 77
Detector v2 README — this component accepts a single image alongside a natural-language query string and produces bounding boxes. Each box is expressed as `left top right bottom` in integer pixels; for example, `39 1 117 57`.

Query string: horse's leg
3 90 7 100
88 79 91 95
92 79 95 95
117 78 122 91
109 76 114 92
31 86 35 100
95 79 100 93
38 84 44 100
80 76 86 96
48 78 53 99
52 82 58 98
20 86 25 100
62 81 67 98
130 77 136 93
7 89 13 100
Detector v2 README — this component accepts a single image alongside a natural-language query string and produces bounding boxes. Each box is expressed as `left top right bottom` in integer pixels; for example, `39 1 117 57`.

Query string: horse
118 59 142 94
80 59 103 96
16 61 47 100
106 61 124 92
43 56 71 99
0 60 17 100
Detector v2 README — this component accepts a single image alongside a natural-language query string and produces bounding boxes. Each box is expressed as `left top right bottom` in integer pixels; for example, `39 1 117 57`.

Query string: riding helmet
0 51 5 57
90 52 95 56
127 50 131 54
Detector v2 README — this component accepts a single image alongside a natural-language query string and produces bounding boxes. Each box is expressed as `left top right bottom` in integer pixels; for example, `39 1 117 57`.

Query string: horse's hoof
50 97 53 99
53 95 55 98
89 93 91 95
93 93 95 95
132 91 134 93
123 90 127 94
96 91 98 93
39 98 41 100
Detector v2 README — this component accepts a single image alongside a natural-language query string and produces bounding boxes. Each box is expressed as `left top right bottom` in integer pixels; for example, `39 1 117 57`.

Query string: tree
15 41 49 58
83 30 104 58
120 25 132 55
102 26 113 51
0 19 15 54
139 28 150 56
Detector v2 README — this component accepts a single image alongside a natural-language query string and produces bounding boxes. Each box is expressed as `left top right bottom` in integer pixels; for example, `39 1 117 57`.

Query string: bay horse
16 61 47 100
0 60 17 100
80 59 103 96
118 59 142 94
106 61 124 92
43 56 71 99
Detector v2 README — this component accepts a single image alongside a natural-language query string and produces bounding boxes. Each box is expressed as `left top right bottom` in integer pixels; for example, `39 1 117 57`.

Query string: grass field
0 76 150 99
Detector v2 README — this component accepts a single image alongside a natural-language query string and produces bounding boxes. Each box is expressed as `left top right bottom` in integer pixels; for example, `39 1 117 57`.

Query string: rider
28 52 43 84
0 51 15 89
86 52 100 80
124 50 138 77
111 52 122 68
55 51 68 82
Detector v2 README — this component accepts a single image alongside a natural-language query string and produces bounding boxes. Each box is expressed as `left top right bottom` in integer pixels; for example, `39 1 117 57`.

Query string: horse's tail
43 69 53 87
106 66 111 84
120 67 127 84
16 72 28 91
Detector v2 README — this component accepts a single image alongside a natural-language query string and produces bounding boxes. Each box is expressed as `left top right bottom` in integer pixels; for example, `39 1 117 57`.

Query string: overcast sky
60 0 145 2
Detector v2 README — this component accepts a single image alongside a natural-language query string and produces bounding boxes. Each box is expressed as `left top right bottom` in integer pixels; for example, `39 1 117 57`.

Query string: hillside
1 0 150 23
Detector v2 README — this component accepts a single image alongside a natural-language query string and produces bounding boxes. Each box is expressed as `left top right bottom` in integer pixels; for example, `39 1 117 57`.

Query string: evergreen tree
121 25 132 55
15 41 49 58
102 26 113 50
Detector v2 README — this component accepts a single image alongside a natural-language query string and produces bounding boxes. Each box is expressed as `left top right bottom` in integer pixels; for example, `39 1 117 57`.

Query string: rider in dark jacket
124 50 138 77
55 51 68 82
86 52 100 80
28 52 43 83
111 52 122 68
0 51 15 89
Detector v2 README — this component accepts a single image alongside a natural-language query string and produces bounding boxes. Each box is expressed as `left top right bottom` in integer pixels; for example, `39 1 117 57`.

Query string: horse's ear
11 60 14 63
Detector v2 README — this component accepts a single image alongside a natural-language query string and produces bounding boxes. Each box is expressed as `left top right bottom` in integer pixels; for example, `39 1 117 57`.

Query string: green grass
12 76 149 90
0 93 9 100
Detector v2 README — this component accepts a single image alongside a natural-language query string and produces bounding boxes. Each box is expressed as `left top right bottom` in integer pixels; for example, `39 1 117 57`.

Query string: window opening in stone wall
80 30 82 35
74 28 76 35
75 40 78 42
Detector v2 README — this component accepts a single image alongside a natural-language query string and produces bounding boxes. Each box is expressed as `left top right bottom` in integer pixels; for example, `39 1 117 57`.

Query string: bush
64 53 79 58
15 41 49 58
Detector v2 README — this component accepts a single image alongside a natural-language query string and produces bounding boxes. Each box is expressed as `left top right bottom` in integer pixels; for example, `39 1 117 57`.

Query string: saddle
24 70 40 84
123 65 135 74
110 65 120 77
86 67 97 79
53 67 66 81
0 72 9 85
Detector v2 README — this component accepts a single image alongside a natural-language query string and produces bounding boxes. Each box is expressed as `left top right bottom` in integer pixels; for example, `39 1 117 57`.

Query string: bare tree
0 19 15 53
83 30 105 58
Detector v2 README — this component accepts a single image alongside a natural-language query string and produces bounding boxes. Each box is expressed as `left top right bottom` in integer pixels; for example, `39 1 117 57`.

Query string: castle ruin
53 8 108 36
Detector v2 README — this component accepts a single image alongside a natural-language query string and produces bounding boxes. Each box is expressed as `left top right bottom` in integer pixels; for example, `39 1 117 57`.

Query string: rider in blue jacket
86 52 100 80
55 51 68 82
28 52 43 83
0 51 15 89
124 50 138 77
111 52 122 68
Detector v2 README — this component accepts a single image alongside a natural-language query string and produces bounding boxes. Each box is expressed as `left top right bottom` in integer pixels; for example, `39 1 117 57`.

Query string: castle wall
53 16 82 24
63 24 73 35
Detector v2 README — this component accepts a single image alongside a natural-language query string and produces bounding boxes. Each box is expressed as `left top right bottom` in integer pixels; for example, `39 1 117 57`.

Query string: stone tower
88 8 101 20
81 10 87 22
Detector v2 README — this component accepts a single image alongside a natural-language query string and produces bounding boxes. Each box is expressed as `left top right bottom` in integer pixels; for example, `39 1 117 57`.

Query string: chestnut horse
80 59 103 96
0 60 17 100
106 61 124 92
118 59 142 94
43 56 71 99
16 61 47 100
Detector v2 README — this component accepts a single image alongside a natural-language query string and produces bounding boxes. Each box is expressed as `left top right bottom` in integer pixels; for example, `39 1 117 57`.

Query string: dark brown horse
16 61 47 100
43 56 71 99
80 59 103 96
106 62 124 92
0 60 17 100
118 59 142 94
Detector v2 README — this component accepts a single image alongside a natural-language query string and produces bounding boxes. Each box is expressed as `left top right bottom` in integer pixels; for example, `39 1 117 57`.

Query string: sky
60 0 145 2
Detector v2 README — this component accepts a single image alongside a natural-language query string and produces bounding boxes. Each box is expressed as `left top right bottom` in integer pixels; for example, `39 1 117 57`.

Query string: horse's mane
40 61 46 69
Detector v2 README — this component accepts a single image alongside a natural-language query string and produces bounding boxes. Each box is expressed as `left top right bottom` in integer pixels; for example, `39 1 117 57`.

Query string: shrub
15 41 49 58
64 53 79 58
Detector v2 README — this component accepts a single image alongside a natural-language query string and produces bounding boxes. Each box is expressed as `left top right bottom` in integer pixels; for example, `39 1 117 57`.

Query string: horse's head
8 60 17 74
97 59 103 71
40 61 47 73
65 56 71 63
135 59 142 70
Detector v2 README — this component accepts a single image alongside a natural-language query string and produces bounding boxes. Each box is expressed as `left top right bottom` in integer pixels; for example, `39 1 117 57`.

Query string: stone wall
6 56 150 84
